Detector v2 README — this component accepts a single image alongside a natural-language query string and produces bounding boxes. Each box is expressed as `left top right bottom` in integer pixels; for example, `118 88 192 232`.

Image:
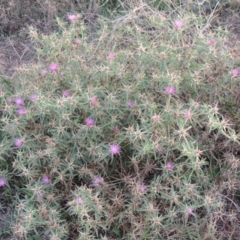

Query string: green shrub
0 4 240 239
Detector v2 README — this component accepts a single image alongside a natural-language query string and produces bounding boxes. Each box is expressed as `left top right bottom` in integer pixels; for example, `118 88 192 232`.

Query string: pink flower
85 117 95 126
188 184 195 190
173 19 183 28
7 96 13 103
184 109 192 120
42 175 50 185
164 85 175 95
40 70 48 76
68 14 77 21
157 147 163 154
48 63 58 71
90 96 98 106
138 183 146 192
14 138 23 147
75 197 83 204
92 176 103 186
166 162 173 170
14 97 24 106
186 207 193 215
109 144 120 155
113 126 120 134
62 90 71 97
232 68 239 76
126 100 135 107
0 178 6 187
108 52 115 60
209 38 215 45
29 93 38 101
151 115 161 122
17 107 26 115
74 38 81 44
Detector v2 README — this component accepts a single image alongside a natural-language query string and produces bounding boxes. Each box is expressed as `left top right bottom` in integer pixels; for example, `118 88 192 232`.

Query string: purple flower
184 109 192 120
7 96 13 103
62 90 72 97
188 184 195 190
138 183 146 192
68 14 77 21
0 178 6 187
14 138 23 147
92 176 103 186
173 19 183 28
151 115 161 122
126 100 135 107
40 70 48 76
74 38 81 44
186 207 193 215
209 38 215 45
108 52 115 60
109 144 120 155
232 68 239 76
17 107 26 115
164 85 175 95
29 93 38 101
14 97 24 106
166 162 173 170
157 147 163 154
90 96 98 106
75 197 83 204
85 117 95 126
113 126 120 134
48 63 58 71
42 175 50 185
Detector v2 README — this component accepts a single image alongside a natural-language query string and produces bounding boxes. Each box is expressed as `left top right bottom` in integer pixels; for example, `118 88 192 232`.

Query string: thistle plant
0 2 240 239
